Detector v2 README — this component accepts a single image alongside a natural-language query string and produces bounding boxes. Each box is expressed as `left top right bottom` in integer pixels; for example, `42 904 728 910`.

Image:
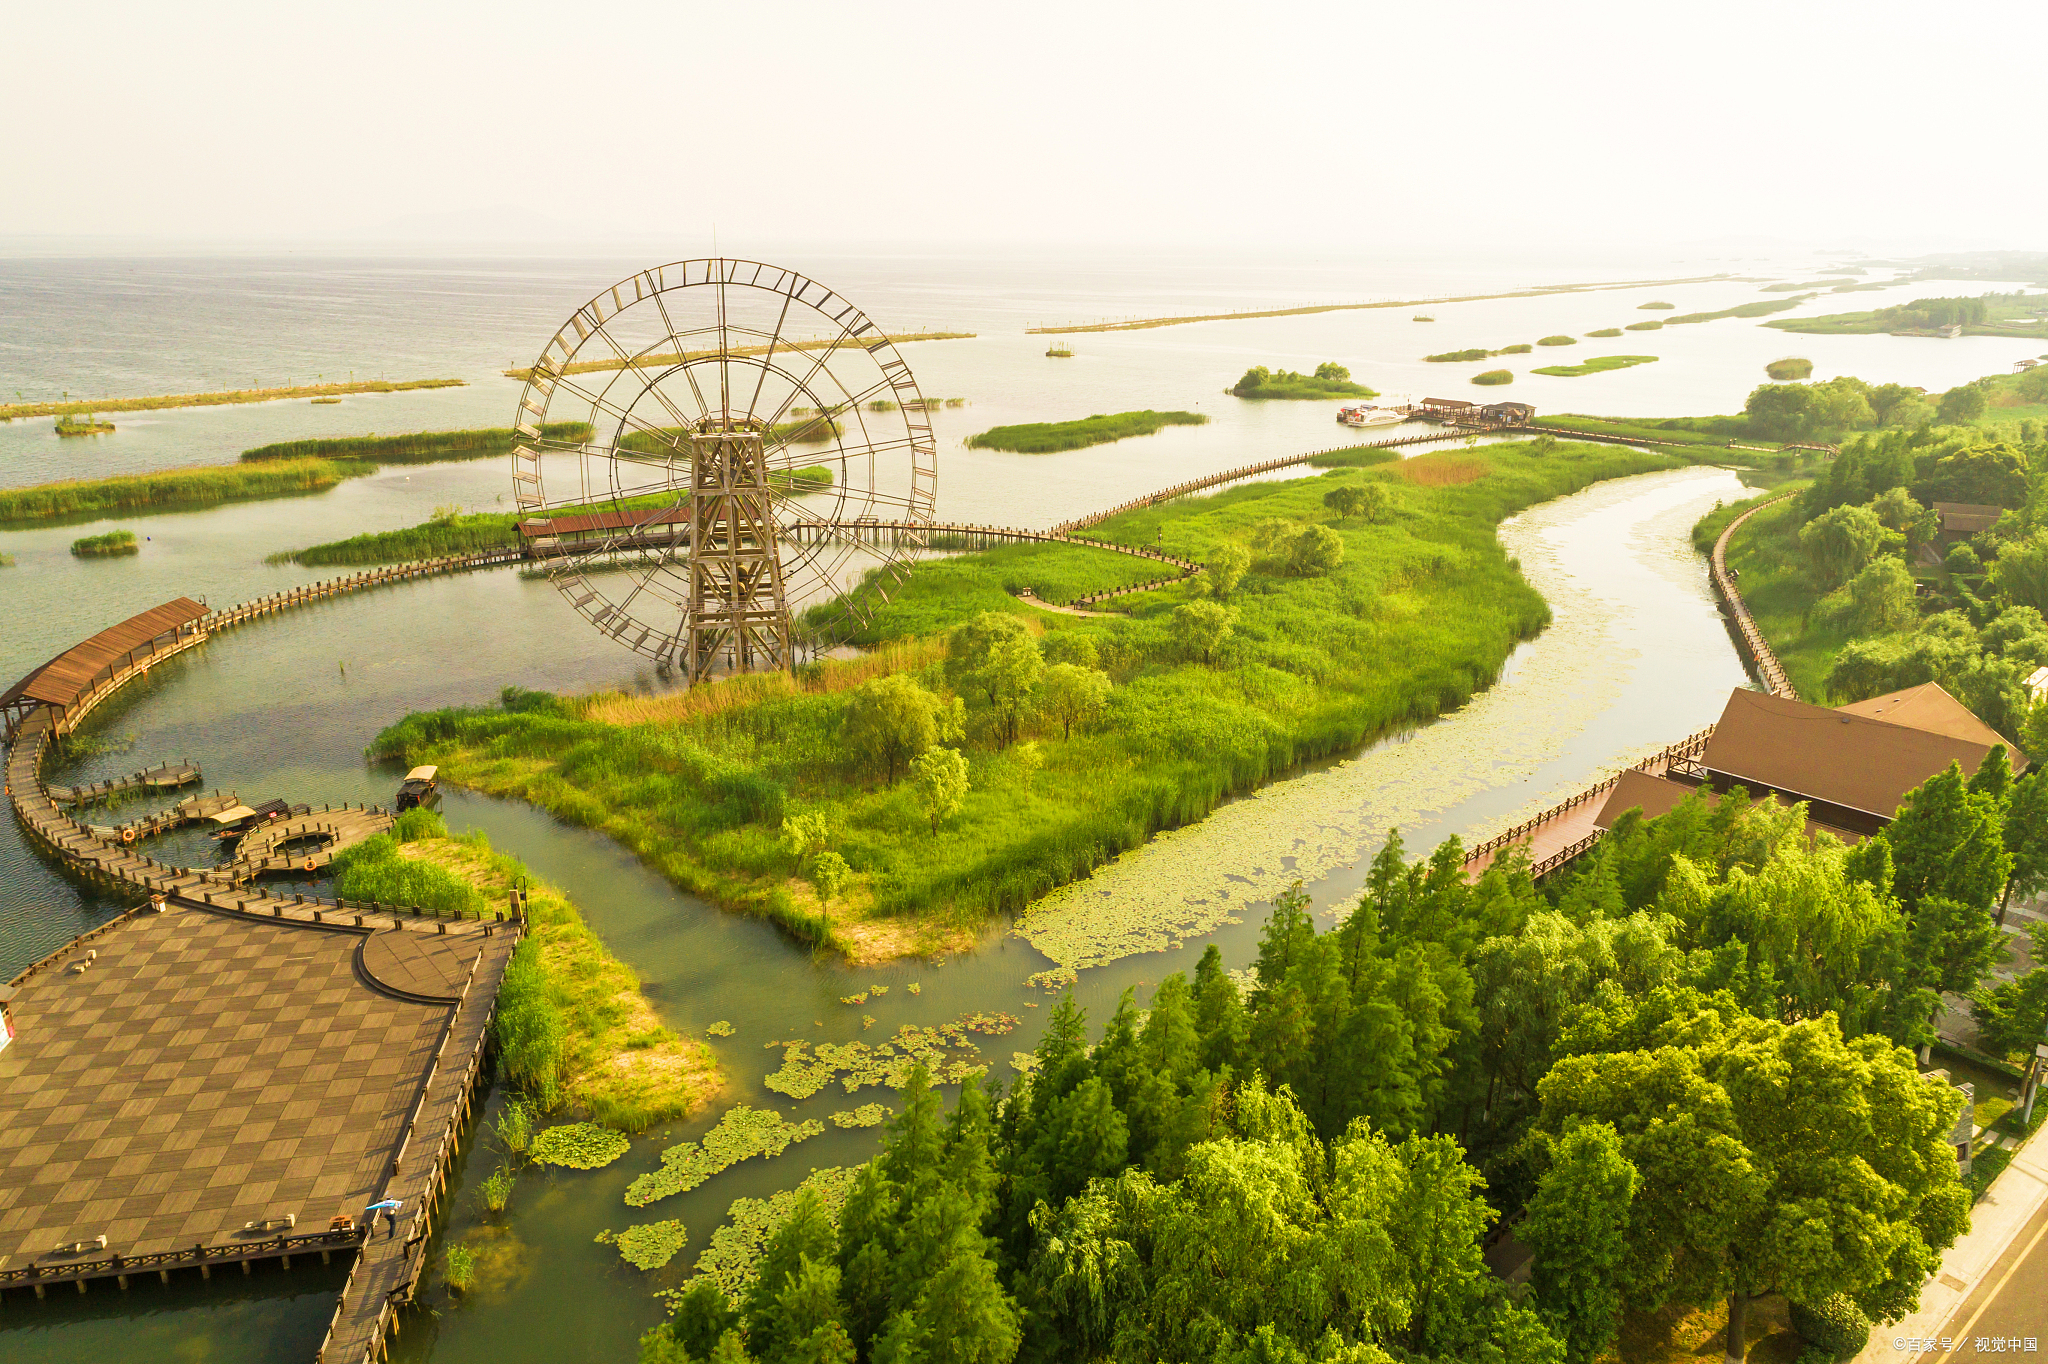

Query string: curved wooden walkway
1456 493 1799 882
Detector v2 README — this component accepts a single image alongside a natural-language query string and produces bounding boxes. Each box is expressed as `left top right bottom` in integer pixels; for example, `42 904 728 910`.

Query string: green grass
1471 370 1514 386
1586 328 1623 338
0 458 372 527
1765 292 2048 338
70 530 138 557
1530 355 1659 378
1690 489 1843 697
241 422 592 465
274 467 831 566
1664 296 1813 325
965 411 1208 454
1536 335 1577 347
1227 372 1378 400
0 378 463 421
368 440 1682 955
54 414 115 435
1765 358 1814 380
0 554 14 567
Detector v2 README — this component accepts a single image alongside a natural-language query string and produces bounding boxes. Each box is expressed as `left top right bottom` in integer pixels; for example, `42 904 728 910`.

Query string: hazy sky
4 0 2039 256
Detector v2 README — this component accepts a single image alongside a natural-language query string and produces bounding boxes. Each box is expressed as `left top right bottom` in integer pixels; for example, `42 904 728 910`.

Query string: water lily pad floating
829 1104 893 1128
691 1167 861 1300
530 1122 630 1170
839 993 868 1005
612 1219 689 1270
706 1020 735 1037
906 982 921 995
626 1106 825 1207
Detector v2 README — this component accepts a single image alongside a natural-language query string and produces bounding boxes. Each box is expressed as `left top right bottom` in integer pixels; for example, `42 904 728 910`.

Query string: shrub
1472 370 1514 386
1789 1295 1871 1358
393 808 447 842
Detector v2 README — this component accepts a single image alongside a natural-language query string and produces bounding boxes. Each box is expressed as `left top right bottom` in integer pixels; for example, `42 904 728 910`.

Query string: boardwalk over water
4 607 521 1363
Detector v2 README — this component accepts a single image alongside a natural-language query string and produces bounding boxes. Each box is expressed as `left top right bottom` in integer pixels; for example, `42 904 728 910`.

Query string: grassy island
1585 328 1623 338
0 457 372 527
1638 301 1675 310
1471 369 1514 385
242 421 593 465
1530 354 1659 378
1535 335 1577 347
1663 295 1814 325
1764 292 2048 339
965 410 1207 454
1227 363 1376 400
1766 357 1815 379
54 414 115 436
0 377 463 422
70 530 138 557
337 810 721 1129
273 468 832 566
368 439 1684 961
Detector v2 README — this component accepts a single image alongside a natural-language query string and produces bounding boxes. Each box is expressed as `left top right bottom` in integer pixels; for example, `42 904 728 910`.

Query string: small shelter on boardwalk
1595 683 2026 841
1933 502 2005 541
0 599 209 740
1477 401 1535 426
1414 397 1477 419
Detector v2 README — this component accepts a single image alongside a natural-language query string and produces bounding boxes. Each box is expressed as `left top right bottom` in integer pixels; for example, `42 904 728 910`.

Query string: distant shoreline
1025 274 1738 335
502 332 975 381
1 377 465 421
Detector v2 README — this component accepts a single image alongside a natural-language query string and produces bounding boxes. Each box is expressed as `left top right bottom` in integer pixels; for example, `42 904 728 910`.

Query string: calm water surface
0 249 1949 1361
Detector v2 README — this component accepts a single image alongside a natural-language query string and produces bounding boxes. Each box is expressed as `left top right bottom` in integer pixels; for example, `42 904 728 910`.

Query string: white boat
1338 405 1405 428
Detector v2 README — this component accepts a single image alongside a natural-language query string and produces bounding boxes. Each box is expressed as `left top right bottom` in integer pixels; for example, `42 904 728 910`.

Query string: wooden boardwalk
6 677 517 1363
229 806 396 883
46 760 201 805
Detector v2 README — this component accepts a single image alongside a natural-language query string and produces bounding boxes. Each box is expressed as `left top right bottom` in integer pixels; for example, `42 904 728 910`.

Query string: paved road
1919 1190 2048 1360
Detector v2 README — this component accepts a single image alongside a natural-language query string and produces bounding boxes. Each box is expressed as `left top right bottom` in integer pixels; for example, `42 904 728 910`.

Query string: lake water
0 248 2028 1362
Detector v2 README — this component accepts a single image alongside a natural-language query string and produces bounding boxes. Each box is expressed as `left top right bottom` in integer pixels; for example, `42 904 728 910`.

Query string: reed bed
1530 355 1660 378
70 530 138 556
1 377 463 421
241 421 592 464
0 458 370 526
1766 357 1815 379
371 440 1678 956
965 410 1207 454
1471 369 1515 386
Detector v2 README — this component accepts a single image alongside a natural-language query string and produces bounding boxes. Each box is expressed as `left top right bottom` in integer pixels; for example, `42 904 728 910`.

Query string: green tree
909 748 969 833
945 612 1043 747
1314 361 1351 382
1288 524 1345 577
1838 557 1918 634
1524 1122 1637 1364
1205 541 1250 597
1970 925 2048 1061
807 850 852 943
1991 531 2048 614
1356 481 1393 523
1744 383 1815 440
783 812 833 863
742 1190 840 1352
1035 662 1111 740
1886 762 2012 914
1172 600 1235 664
1937 383 1988 425
2002 773 2048 920
1040 631 1098 668
1799 503 1887 589
1538 992 1970 1363
844 674 964 784
1324 485 1367 519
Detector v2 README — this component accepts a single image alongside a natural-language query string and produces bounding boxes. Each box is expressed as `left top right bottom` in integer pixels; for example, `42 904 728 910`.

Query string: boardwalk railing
1461 727 1715 874
1708 494 1798 700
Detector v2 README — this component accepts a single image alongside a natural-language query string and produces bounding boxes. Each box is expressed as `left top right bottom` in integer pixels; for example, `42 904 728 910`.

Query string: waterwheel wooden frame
509 259 938 679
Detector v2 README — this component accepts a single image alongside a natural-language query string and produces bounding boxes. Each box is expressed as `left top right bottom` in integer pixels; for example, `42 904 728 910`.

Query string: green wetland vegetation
1227 362 1376 399
1767 292 2048 339
1530 354 1659 378
964 410 1208 454
1470 369 1514 385
241 421 593 464
0 376 462 421
1584 327 1622 338
1424 344 1530 363
1765 357 1814 380
369 439 1687 963
0 457 371 526
69 529 138 556
623 741 2015 1364
1535 335 1576 347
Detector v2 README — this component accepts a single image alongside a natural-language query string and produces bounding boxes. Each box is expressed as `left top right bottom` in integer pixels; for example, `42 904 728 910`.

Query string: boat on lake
1338 405 1404 428
396 765 439 812
207 798 309 846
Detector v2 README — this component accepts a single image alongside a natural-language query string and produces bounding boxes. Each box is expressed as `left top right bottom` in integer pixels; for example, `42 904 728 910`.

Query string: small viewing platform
47 760 202 806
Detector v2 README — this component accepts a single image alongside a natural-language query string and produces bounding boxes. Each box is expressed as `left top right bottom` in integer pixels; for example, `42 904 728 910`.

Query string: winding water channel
1 449 1755 1363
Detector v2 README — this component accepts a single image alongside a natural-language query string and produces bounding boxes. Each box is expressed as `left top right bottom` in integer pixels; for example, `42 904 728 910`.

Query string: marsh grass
1626 320 1665 331
1585 328 1623 338
1535 335 1577 346
371 441 1680 958
0 458 371 526
1638 301 1676 310
1471 369 1514 386
1530 355 1659 378
0 377 462 421
70 530 139 557
965 410 1207 453
241 422 592 465
1765 358 1815 380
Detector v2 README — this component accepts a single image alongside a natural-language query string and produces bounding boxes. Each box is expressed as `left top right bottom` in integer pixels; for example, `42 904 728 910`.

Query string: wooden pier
3 608 521 1364
228 806 396 882
46 760 201 805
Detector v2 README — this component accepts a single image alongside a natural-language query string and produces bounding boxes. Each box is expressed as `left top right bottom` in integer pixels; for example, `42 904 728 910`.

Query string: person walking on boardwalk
363 1198 402 1238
